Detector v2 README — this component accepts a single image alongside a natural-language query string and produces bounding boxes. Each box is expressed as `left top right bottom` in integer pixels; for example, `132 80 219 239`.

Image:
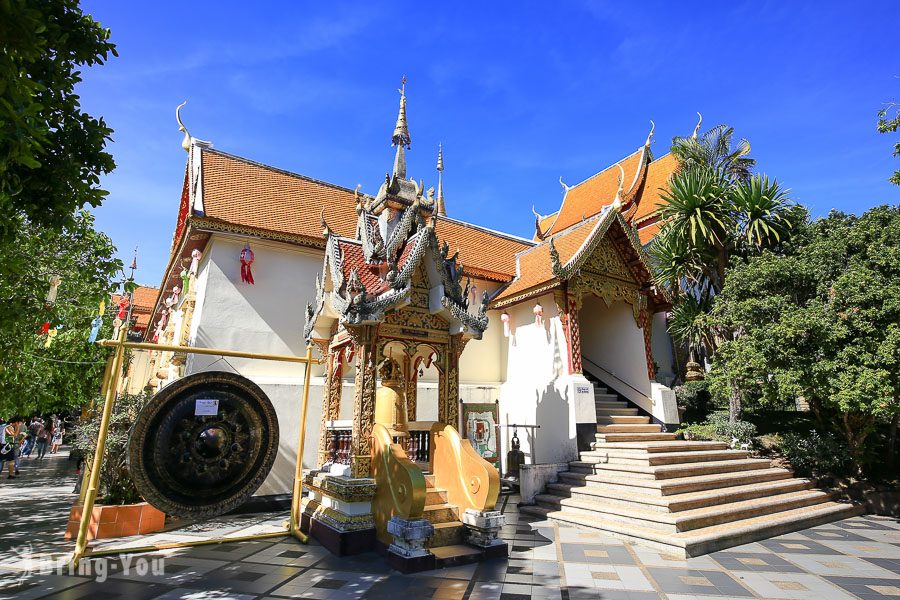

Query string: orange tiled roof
197 149 532 282
542 150 644 237
632 152 678 224
112 286 159 331
493 214 603 302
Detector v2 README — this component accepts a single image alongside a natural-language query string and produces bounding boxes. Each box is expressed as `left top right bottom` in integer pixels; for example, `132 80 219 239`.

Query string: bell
374 357 408 437
505 428 525 479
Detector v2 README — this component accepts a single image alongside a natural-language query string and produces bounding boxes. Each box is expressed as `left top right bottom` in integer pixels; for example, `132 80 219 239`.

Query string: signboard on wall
461 402 501 466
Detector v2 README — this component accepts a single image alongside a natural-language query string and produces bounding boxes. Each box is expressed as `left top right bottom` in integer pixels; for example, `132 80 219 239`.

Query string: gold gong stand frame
70 331 317 569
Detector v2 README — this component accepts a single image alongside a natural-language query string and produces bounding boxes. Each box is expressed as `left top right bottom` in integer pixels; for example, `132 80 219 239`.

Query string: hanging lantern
501 311 511 337
117 295 130 320
171 285 181 305
44 327 59 348
112 317 123 340
189 249 202 276
88 315 103 343
45 274 62 308
39 322 50 335
180 267 190 295
533 302 543 327
240 244 255 285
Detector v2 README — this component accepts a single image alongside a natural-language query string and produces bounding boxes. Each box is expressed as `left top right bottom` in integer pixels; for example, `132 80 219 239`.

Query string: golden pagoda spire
436 143 446 216
391 76 411 179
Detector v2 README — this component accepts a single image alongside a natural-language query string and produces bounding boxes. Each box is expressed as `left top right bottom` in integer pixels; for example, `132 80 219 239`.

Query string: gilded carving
351 328 377 478
581 237 632 281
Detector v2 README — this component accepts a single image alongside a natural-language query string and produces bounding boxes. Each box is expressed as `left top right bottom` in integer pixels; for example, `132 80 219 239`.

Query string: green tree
707 206 900 475
877 102 900 186
0 211 122 416
0 0 117 241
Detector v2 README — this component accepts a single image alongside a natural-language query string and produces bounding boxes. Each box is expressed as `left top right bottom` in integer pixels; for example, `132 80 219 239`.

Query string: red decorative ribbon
240 246 255 285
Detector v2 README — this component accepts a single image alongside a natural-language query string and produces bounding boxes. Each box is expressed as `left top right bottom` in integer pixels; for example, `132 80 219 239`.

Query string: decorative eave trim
488 279 562 310
191 217 328 249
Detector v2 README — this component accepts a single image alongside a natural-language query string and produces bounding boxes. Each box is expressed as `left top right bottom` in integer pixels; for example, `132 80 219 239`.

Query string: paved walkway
0 450 898 599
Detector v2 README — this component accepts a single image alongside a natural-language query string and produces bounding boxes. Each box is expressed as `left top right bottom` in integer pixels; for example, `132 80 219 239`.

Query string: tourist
21 417 38 457
34 419 49 460
11 417 25 475
50 419 64 454
1 418 20 479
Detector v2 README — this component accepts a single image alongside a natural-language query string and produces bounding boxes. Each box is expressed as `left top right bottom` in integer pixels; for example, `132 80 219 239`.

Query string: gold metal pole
75 356 114 506
71 329 127 570
83 530 290 558
98 340 310 364
289 345 314 543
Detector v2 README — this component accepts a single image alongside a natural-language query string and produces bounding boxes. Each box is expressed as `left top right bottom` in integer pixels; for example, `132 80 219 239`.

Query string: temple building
141 84 855 562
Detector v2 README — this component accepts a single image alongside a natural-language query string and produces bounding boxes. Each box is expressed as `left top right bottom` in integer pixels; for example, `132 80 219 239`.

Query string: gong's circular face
128 371 279 519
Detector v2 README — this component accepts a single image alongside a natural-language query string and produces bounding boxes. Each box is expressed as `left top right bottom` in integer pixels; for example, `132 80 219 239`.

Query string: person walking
34 419 49 460
1 418 19 479
50 419 64 454
11 417 25 475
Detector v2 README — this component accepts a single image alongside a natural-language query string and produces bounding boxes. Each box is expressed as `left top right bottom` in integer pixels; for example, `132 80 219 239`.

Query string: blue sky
78 1 899 287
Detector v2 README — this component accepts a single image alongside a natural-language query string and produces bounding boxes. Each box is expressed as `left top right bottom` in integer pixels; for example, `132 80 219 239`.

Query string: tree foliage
0 0 117 241
876 102 900 186
707 206 900 475
0 211 122 416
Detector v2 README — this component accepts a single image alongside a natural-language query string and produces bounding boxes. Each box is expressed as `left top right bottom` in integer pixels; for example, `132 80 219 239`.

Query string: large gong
128 371 279 519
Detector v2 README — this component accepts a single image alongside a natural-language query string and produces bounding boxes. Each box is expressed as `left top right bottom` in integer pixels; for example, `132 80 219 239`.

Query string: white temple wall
183 233 328 496
497 294 579 471
579 296 651 397
651 311 676 386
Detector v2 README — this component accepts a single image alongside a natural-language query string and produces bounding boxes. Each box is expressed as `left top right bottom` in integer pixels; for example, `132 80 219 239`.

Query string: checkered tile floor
2 501 899 599
0 454 897 599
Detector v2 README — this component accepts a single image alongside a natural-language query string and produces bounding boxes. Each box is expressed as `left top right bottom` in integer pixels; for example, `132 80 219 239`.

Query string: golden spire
692 112 703 140
392 75 411 149
436 143 446 216
391 76 411 180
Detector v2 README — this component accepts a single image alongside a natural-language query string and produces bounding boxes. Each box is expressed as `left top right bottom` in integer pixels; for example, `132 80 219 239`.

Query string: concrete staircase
521 386 862 557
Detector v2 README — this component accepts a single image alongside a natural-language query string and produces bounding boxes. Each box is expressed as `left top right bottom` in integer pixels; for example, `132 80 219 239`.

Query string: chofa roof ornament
644 120 655 148
612 164 625 210
692 112 703 140
176 101 191 152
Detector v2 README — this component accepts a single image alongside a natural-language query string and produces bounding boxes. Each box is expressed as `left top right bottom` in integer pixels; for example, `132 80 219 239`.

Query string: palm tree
667 293 714 364
671 124 755 182
732 174 798 250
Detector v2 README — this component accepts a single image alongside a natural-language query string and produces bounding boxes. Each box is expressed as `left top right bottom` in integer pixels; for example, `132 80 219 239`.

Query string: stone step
424 474 436 487
595 393 619 401
582 449 749 466
546 477 816 513
594 408 639 416
558 467 795 496
426 521 467 548
425 487 448 505
423 503 460 524
546 501 862 557
597 415 650 425
596 424 662 434
595 400 628 408
591 440 729 453
595 432 678 442
431 544 484 568
537 489 836 534
568 458 773 480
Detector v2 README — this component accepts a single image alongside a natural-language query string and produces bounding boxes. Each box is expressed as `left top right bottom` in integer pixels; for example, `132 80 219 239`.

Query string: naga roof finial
644 120 655 147
613 163 625 209
692 112 703 140
176 101 191 152
321 208 332 237
559 176 571 193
